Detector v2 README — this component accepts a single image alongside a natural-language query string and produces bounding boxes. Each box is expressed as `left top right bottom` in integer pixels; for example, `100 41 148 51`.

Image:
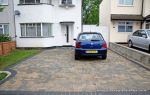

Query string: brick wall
0 43 2 56
0 41 16 56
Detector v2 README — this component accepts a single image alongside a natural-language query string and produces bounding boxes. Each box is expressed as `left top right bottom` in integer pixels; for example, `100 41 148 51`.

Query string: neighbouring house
100 0 150 43
14 0 82 47
0 0 16 40
143 0 150 29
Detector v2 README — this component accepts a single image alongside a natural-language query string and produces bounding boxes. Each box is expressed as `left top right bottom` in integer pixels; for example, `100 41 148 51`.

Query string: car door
131 30 140 46
137 30 148 50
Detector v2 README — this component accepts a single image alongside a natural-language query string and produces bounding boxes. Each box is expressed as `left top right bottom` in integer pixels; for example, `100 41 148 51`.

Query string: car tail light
76 42 81 48
102 42 107 48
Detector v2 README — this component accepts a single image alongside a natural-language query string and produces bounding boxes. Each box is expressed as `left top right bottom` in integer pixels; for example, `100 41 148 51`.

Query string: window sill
0 4 8 6
20 36 54 38
18 3 54 6
117 5 134 7
59 4 75 7
118 31 133 32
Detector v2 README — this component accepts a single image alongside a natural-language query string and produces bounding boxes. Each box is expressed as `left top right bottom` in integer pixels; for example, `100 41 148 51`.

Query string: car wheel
75 54 80 60
149 45 150 53
102 55 107 60
128 40 133 48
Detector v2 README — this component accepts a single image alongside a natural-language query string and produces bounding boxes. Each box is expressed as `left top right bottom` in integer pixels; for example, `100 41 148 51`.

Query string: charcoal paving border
0 91 150 95
0 69 16 85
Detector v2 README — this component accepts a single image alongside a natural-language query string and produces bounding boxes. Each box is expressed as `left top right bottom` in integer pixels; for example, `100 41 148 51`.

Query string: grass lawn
0 49 40 70
0 72 8 81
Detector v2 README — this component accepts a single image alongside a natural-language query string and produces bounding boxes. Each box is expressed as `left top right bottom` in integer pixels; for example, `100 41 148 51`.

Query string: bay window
21 23 52 37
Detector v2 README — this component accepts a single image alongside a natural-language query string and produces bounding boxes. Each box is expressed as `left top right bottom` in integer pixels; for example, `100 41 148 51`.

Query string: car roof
135 29 150 31
79 32 102 35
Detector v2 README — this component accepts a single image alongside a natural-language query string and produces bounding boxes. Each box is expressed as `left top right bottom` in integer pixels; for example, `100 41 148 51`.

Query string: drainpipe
81 0 83 32
140 0 144 29
12 0 17 41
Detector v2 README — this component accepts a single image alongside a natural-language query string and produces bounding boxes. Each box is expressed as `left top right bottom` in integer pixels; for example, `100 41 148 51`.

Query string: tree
83 0 102 25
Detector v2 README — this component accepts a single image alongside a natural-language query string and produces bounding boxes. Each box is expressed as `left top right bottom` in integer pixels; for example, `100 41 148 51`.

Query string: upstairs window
20 0 52 5
20 0 40 4
118 21 133 32
119 0 133 5
0 0 8 5
61 0 72 5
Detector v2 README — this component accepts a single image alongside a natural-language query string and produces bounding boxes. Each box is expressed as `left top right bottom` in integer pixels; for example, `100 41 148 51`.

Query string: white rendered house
14 0 82 47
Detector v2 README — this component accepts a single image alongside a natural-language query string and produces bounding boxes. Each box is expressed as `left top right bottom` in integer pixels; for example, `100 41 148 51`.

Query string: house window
146 23 150 29
0 24 9 35
61 0 72 4
21 23 52 37
118 22 133 32
20 0 40 4
19 0 52 4
0 0 8 5
119 0 133 5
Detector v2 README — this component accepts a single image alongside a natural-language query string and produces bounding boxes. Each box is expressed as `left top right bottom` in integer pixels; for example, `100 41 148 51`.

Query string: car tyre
75 54 80 60
102 55 107 60
149 45 150 53
128 40 133 48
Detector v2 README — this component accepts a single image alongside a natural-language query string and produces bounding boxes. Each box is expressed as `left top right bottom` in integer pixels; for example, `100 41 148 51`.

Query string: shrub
0 7 4 12
0 35 11 42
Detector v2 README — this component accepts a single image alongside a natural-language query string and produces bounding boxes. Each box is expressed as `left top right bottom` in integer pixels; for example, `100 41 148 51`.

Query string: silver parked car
127 29 150 52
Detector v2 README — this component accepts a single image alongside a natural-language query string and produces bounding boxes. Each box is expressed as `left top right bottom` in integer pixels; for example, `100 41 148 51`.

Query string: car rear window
78 33 103 41
147 30 150 37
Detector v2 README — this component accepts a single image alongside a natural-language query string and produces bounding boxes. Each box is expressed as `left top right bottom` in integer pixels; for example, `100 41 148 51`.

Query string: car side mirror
73 38 76 41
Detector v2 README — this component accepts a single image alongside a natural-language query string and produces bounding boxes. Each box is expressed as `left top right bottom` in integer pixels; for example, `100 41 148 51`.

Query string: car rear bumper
75 48 107 56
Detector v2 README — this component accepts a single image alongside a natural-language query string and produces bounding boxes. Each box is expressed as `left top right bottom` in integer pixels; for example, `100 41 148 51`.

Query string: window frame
118 0 134 6
118 21 133 32
0 24 9 35
20 23 53 38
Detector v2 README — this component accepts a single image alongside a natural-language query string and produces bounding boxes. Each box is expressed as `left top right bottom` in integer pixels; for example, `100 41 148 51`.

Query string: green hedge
0 35 11 42
0 7 4 12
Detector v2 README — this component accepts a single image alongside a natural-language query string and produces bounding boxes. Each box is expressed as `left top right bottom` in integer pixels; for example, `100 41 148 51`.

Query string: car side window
133 31 139 36
139 30 147 38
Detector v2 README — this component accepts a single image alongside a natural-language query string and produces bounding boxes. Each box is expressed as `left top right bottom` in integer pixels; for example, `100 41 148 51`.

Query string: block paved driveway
0 47 150 93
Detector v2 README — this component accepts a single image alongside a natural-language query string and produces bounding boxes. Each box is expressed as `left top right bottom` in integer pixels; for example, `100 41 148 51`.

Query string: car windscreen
147 30 150 37
78 33 103 41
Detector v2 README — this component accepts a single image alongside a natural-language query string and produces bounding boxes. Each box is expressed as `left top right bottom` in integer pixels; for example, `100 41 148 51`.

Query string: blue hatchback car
74 32 107 60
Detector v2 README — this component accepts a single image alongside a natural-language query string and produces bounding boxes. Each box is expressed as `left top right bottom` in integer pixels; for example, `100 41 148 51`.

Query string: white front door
61 24 74 45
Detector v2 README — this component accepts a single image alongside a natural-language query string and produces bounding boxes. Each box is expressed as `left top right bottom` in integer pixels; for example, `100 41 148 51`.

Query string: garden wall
0 41 16 56
109 42 150 70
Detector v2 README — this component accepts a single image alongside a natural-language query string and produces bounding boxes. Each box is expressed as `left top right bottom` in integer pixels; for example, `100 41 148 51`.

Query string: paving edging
0 69 16 85
109 42 150 70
